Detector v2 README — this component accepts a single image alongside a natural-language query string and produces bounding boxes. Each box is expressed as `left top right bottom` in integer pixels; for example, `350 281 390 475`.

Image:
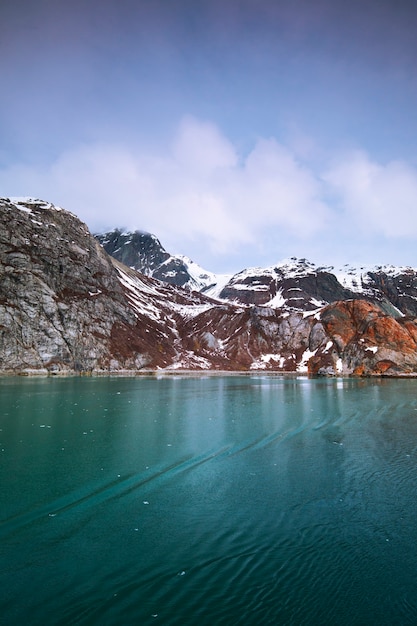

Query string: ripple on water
3 377 417 625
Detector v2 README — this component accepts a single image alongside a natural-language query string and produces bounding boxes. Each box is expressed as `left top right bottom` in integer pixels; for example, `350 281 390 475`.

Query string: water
1 375 417 625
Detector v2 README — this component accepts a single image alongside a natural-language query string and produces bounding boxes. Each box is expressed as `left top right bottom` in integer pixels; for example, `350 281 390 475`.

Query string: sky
1 0 417 273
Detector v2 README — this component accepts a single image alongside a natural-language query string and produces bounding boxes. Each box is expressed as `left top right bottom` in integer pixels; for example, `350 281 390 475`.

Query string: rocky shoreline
3 368 417 379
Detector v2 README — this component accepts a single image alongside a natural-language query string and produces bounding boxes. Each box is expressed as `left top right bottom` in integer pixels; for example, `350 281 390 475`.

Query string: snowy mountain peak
96 228 231 293
97 229 417 317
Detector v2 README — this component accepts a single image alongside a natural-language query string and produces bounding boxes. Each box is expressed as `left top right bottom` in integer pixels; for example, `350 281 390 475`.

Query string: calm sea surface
1 375 417 625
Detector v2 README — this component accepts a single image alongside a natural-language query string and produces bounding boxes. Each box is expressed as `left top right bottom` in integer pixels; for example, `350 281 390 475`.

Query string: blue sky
1 0 417 272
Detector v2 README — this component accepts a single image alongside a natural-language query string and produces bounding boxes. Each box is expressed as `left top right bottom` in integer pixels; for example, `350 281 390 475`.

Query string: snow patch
303 309 321 320
267 289 286 308
297 348 317 373
250 354 285 370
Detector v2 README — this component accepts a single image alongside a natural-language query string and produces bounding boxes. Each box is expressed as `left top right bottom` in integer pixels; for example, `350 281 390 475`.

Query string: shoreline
1 368 417 379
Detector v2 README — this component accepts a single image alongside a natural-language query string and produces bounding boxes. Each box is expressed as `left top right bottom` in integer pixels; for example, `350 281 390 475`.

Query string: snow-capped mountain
97 230 417 318
215 258 417 317
96 229 231 293
2 198 417 376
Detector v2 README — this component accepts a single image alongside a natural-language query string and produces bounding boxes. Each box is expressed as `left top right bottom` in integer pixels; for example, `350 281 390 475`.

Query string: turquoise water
1 375 417 625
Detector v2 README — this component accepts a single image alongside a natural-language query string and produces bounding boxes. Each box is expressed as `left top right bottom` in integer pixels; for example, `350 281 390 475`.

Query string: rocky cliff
2 198 417 376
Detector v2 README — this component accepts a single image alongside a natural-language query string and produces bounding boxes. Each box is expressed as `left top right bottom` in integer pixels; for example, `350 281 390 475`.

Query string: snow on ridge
225 257 417 293
169 253 232 297
176 254 216 283
273 257 318 278
2 197 72 222
328 262 417 292
8 197 58 211
225 258 319 286
172 302 215 320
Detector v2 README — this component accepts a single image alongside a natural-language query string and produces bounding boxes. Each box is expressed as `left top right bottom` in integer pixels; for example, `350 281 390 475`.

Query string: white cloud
0 117 329 255
172 116 238 173
2 119 417 268
324 151 417 237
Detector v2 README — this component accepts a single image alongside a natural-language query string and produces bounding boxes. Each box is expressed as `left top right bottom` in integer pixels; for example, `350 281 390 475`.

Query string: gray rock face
0 199 141 372
96 229 170 276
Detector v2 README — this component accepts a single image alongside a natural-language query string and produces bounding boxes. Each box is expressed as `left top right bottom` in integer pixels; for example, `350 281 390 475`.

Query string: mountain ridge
97 228 416 317
1 197 417 376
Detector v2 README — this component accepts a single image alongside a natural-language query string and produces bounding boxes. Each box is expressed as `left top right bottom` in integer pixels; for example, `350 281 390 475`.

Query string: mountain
2 197 417 376
96 229 229 294
97 229 417 318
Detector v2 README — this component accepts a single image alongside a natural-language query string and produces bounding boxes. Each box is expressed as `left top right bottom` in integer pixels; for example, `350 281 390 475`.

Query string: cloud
324 151 417 237
0 117 329 254
2 118 417 268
